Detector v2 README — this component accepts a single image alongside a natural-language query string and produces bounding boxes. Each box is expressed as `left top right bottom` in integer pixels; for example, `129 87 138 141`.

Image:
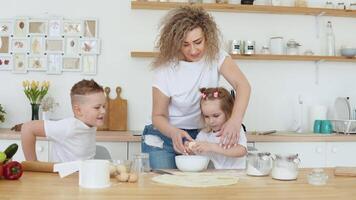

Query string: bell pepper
3 161 23 180
0 164 3 178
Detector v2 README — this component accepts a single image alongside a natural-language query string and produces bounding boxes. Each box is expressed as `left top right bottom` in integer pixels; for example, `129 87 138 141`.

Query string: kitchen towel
308 105 327 131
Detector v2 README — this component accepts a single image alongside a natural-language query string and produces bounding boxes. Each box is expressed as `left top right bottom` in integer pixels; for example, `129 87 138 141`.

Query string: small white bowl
340 48 356 58
175 155 209 172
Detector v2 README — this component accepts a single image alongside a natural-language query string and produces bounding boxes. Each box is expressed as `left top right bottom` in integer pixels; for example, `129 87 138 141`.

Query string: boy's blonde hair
70 79 104 105
200 87 234 131
153 6 220 67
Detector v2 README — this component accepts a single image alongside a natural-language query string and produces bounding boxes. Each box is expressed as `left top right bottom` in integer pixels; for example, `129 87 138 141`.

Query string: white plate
334 97 351 120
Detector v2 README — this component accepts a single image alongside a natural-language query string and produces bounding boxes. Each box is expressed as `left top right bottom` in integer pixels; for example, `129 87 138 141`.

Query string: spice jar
230 40 242 54
286 39 301 55
246 152 273 176
272 154 300 180
295 0 307 7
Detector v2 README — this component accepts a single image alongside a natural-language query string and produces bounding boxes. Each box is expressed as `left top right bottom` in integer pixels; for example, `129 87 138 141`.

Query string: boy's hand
191 142 212 154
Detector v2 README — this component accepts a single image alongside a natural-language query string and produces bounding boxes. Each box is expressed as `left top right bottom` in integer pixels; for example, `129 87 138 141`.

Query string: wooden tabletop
0 168 355 199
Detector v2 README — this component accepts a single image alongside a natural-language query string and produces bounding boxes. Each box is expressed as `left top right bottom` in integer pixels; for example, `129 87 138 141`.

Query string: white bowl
175 155 209 172
340 48 356 58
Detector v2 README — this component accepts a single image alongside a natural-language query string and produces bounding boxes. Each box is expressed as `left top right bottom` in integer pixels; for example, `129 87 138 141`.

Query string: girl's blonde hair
152 6 220 68
199 87 234 132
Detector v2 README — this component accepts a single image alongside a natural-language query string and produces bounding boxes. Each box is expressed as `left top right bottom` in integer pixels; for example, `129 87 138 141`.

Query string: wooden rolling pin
334 167 356 177
21 161 56 173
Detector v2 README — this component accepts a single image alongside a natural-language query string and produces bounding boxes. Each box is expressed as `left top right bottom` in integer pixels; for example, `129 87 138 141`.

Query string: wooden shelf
131 1 356 18
131 51 356 62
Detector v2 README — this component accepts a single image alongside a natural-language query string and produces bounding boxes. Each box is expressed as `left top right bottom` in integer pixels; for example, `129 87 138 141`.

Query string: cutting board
334 167 356 177
98 86 127 131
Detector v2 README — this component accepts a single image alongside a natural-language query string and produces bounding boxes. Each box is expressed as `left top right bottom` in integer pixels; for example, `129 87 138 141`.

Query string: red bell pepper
3 161 23 180
0 164 3 178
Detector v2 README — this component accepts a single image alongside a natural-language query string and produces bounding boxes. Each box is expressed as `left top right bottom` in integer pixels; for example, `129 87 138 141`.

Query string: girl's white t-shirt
44 117 96 162
152 50 229 129
196 129 247 169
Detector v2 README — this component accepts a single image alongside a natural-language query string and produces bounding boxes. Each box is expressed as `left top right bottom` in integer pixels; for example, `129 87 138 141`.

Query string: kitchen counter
0 168 355 199
2 128 356 142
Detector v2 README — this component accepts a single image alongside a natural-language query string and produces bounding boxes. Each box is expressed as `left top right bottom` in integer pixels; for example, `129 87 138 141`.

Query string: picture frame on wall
10 37 29 53
28 19 48 36
46 54 62 74
83 19 97 38
28 56 47 71
13 54 27 73
30 36 45 54
62 20 83 37
48 18 62 37
0 20 13 36
0 36 10 54
45 38 64 54
65 37 79 55
0 55 13 70
14 18 29 37
81 55 96 75
79 38 100 54
62 56 81 71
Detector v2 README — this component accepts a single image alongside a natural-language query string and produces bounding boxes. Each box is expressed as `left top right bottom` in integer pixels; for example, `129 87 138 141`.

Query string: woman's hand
216 119 241 148
191 142 212 154
171 130 193 154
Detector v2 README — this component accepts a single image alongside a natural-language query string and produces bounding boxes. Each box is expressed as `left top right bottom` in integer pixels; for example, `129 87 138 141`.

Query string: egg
116 164 127 174
128 173 138 183
109 164 118 176
116 172 129 182
188 141 196 150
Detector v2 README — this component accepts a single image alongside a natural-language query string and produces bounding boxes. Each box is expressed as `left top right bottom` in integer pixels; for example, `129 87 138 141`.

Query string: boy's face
74 92 106 127
201 100 226 132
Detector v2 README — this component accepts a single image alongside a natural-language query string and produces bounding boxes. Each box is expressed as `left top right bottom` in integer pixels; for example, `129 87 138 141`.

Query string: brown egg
188 141 196 150
128 173 138 183
116 172 129 182
116 164 127 174
109 164 118 176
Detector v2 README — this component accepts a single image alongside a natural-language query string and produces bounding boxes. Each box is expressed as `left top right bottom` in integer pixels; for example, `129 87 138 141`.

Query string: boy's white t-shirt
196 129 247 169
152 50 229 129
44 117 96 162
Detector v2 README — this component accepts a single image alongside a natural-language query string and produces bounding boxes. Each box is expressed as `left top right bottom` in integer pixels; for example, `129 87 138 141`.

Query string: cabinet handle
316 147 323 153
37 146 44 152
331 147 338 153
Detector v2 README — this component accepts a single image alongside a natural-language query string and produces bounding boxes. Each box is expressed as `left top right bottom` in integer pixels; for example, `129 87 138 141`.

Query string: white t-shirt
44 117 96 162
152 50 229 129
196 129 247 169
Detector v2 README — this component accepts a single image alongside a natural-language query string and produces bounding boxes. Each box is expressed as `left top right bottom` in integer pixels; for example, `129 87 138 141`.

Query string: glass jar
230 40 242 54
272 154 300 180
131 153 151 174
307 168 328 185
286 39 301 55
260 46 270 54
246 152 273 176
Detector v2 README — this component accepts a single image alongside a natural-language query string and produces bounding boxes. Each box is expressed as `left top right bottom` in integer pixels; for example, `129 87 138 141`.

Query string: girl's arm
192 141 247 157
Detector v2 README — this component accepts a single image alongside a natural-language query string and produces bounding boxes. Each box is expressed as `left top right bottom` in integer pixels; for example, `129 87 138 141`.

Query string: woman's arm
192 141 247 157
218 56 251 147
152 87 193 154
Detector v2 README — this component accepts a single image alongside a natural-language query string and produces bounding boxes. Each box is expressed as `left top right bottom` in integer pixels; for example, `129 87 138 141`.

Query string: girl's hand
171 130 193 154
216 119 241 148
191 142 212 154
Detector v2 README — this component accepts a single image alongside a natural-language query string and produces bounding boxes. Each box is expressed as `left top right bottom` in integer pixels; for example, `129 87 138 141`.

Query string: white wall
0 0 355 132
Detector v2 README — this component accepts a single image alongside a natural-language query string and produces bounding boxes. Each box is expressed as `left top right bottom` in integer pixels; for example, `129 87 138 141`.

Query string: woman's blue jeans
141 124 198 169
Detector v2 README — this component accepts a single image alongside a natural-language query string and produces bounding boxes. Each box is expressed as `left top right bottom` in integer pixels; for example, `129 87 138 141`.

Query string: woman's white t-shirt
152 50 229 129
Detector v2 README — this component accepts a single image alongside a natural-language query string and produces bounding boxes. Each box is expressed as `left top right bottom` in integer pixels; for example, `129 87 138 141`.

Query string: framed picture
62 20 83 36
10 37 29 53
83 19 97 38
81 55 97 75
45 38 64 53
28 19 48 36
48 19 62 37
64 37 79 55
14 18 29 37
79 38 100 54
13 54 27 73
46 54 62 74
0 20 13 36
0 36 10 54
62 56 81 71
0 55 13 70
30 36 45 54
28 56 47 71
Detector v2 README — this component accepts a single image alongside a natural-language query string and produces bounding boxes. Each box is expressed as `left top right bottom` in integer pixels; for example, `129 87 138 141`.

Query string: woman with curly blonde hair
142 6 251 169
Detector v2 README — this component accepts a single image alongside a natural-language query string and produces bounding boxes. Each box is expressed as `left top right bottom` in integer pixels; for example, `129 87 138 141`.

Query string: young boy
21 79 106 162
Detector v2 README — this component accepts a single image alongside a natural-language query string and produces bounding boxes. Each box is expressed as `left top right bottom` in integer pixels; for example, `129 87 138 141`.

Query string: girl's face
201 100 226 132
180 27 206 62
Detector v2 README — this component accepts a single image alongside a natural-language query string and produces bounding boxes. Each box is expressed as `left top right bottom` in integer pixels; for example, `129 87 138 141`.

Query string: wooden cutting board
97 86 127 131
334 167 356 177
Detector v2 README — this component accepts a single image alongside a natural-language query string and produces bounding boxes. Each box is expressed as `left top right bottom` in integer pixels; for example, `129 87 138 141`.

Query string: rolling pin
334 167 356 177
21 161 56 173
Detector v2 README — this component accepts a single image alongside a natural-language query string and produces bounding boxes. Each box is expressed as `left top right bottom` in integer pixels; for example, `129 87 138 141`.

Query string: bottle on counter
326 21 336 56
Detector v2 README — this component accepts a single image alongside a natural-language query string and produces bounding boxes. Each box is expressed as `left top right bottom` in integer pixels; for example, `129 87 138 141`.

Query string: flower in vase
23 80 50 104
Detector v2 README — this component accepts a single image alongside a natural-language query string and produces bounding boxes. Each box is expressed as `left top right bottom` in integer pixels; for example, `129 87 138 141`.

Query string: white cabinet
326 142 356 167
254 142 326 168
0 139 49 162
96 142 127 161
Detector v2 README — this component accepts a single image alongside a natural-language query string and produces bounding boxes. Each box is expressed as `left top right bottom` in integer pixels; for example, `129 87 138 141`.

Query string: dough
151 172 239 187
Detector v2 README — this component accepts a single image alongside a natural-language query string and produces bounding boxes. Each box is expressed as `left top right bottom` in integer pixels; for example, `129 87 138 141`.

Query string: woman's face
181 27 205 62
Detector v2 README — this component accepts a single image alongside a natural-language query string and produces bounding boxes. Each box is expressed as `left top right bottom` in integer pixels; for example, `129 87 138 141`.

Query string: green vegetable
4 143 18 163
0 151 6 163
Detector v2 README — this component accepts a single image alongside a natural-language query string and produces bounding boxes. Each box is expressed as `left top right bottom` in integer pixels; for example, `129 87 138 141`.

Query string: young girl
187 87 247 169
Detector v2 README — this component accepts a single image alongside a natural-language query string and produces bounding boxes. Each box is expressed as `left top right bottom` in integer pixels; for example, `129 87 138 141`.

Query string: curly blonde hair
152 6 221 68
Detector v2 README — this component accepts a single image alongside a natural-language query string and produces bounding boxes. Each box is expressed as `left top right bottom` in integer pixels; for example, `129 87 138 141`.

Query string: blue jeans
141 124 198 169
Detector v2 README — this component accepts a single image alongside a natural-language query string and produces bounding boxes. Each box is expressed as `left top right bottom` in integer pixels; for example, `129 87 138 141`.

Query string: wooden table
1 168 355 199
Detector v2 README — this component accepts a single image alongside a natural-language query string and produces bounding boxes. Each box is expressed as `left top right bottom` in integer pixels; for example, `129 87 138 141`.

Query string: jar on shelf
260 46 271 54
286 39 301 55
295 0 307 7
216 0 228 3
